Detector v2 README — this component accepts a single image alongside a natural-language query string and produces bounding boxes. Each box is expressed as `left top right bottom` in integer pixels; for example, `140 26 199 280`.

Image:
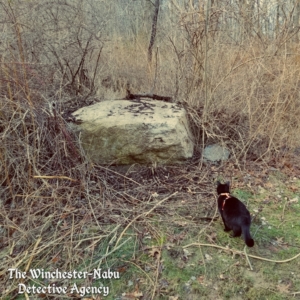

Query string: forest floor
2 154 300 300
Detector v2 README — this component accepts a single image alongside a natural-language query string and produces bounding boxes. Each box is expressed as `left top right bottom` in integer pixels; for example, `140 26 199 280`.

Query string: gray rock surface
203 144 230 162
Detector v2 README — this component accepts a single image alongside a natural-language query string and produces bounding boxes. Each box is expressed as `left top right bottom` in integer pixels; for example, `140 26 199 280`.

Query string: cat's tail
242 225 254 247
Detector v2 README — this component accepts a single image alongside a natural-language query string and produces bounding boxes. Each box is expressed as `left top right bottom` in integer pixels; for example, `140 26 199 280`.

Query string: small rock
203 144 230 162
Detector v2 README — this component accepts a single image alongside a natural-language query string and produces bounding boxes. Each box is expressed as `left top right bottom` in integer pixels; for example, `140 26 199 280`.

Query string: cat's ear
216 181 221 186
225 181 230 187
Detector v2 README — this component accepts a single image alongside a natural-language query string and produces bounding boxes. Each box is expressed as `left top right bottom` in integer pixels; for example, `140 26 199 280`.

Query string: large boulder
69 99 194 164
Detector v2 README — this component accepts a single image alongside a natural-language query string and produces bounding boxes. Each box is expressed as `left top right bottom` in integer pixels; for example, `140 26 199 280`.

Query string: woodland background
1 1 300 299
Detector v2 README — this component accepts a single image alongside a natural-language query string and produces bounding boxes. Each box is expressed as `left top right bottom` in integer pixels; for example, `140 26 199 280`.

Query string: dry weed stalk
1 1 300 298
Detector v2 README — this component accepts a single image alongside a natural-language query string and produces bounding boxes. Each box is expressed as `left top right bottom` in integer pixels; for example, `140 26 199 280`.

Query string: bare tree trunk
148 0 160 63
276 2 280 39
293 0 300 42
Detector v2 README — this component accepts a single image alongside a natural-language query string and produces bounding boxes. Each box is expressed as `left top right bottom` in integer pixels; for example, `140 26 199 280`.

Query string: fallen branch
125 89 173 102
33 175 77 182
183 242 300 263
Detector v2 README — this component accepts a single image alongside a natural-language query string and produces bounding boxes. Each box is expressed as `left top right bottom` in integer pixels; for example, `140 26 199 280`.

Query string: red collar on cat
220 193 230 210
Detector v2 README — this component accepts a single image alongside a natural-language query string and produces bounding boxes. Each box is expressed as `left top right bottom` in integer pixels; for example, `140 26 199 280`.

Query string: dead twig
33 175 78 182
183 243 300 263
114 192 178 247
243 245 253 270
151 246 162 300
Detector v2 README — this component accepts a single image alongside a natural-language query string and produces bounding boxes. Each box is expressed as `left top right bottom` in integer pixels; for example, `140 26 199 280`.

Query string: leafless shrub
1 1 300 297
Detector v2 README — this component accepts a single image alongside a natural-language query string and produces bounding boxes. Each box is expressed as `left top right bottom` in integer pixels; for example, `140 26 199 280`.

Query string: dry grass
98 33 300 162
1 74 300 298
1 147 217 298
1 2 300 299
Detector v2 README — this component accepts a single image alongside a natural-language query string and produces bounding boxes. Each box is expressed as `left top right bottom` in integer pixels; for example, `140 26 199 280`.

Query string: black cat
217 181 254 247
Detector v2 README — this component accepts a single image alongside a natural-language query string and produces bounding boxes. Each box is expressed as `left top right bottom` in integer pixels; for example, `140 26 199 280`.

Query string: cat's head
216 181 230 194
